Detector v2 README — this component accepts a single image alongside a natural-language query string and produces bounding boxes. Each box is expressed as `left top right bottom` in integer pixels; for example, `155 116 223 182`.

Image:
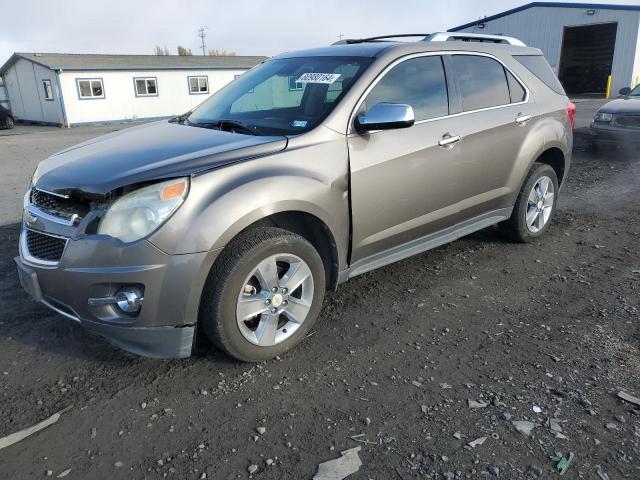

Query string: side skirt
338 207 512 282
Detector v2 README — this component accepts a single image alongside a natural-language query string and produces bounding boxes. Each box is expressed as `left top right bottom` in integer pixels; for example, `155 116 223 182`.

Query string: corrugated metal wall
455 6 640 95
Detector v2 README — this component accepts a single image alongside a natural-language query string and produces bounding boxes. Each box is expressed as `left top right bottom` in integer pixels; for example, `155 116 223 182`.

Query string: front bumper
16 227 217 358
589 122 640 145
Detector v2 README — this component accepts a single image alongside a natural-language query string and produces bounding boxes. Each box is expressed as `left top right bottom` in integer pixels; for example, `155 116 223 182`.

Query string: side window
364 56 449 121
42 80 53 100
451 56 510 111
288 76 304 91
77 79 105 99
189 76 209 94
514 55 566 95
506 70 526 103
134 77 158 97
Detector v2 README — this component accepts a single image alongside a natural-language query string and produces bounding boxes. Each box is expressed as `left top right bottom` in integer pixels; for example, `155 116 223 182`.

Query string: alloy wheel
236 253 314 346
526 176 554 233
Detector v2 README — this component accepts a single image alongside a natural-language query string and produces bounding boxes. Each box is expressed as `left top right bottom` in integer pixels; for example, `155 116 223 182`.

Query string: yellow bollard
605 75 612 99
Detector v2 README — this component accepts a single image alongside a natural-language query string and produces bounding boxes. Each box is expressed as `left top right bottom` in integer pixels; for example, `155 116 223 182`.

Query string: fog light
115 288 144 313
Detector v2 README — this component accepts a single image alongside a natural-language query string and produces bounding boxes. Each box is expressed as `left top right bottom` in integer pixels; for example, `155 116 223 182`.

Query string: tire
5 116 14 129
200 227 326 362
500 163 559 243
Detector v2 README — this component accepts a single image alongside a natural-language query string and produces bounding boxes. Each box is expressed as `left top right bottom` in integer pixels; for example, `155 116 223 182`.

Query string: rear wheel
5 116 14 129
200 227 326 362
501 163 558 242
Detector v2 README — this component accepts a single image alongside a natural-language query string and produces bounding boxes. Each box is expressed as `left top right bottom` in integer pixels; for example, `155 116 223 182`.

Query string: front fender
149 130 350 268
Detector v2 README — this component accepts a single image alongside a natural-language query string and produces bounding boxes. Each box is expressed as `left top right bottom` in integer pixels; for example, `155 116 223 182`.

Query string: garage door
558 22 617 96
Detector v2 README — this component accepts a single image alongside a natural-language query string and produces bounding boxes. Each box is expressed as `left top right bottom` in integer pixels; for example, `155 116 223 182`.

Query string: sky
1 0 638 63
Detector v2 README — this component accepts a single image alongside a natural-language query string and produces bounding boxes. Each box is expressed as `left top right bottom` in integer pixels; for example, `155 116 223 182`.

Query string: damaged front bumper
15 224 216 358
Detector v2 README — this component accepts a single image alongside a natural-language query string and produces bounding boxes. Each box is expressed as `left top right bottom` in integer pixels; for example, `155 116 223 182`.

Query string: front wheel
501 163 559 242
200 227 326 362
5 116 14 129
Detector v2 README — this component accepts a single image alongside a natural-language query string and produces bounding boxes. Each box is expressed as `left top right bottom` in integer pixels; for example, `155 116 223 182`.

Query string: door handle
438 134 461 147
515 114 532 125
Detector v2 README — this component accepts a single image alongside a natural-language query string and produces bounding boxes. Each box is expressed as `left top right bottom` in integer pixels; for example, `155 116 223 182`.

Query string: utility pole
197 26 208 55
338 33 344 41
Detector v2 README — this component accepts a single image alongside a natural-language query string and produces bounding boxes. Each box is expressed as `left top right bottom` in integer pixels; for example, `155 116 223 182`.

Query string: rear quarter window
506 70 526 103
514 55 566 95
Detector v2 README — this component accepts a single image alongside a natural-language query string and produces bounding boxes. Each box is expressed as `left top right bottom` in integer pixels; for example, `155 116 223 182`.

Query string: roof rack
425 32 526 46
332 34 431 45
331 32 526 47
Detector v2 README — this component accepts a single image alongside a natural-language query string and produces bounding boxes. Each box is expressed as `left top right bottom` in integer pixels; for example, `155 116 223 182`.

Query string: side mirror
619 87 631 97
354 102 415 133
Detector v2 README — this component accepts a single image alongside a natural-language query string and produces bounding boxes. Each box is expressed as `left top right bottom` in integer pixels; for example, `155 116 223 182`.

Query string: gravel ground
0 110 639 479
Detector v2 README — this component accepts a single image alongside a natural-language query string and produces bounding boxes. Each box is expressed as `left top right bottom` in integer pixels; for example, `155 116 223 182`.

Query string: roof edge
0 52 267 76
0 53 24 77
449 2 640 32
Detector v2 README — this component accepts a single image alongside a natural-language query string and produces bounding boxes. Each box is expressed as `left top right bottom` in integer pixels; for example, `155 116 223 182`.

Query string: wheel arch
534 147 566 186
512 112 571 194
217 208 341 290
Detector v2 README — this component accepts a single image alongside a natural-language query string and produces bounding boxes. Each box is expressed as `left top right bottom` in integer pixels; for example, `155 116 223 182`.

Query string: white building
449 2 640 96
0 53 266 127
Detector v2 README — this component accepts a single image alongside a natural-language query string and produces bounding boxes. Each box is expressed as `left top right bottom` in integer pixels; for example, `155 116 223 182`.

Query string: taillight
567 101 576 129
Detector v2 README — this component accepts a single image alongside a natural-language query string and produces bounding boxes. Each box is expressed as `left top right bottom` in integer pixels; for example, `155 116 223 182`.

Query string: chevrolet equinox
15 33 574 361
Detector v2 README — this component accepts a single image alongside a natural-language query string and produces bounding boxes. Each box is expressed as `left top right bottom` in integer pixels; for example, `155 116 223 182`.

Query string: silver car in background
15 33 573 361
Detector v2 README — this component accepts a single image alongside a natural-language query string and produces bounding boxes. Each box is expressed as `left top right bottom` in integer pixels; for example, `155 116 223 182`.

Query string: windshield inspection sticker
296 73 341 84
292 120 308 128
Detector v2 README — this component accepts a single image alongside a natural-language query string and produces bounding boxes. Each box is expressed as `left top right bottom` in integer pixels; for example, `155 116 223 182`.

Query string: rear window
514 55 566 95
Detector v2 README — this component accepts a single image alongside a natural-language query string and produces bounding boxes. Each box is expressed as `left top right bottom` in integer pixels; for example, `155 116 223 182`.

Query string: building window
288 76 304 91
42 79 54 100
188 76 209 94
134 77 158 97
77 78 105 99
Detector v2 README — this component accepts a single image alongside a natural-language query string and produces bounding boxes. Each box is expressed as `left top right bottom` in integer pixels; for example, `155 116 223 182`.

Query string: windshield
630 85 640 96
185 56 372 135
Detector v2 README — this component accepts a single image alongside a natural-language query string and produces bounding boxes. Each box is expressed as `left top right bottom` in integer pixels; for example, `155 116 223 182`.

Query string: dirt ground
0 113 639 479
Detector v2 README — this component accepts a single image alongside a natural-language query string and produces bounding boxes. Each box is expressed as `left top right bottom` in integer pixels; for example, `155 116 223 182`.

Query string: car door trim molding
347 51 530 134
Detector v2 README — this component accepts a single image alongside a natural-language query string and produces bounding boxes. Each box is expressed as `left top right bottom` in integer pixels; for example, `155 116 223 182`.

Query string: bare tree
154 45 171 55
177 46 193 56
208 49 236 56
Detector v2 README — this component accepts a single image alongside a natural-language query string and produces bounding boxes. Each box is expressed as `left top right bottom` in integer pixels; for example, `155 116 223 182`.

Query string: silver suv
15 33 574 361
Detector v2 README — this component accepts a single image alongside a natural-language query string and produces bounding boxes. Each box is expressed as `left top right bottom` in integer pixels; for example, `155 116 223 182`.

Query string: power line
197 26 208 56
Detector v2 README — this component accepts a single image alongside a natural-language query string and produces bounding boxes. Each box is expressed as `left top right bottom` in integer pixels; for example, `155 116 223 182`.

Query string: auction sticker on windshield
296 73 341 84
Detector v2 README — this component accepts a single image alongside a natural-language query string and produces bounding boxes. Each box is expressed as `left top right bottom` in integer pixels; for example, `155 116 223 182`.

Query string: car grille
30 188 89 221
25 230 67 262
616 115 640 128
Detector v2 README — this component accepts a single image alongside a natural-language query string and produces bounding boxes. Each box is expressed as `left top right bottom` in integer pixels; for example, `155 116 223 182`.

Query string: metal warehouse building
0 53 266 127
450 2 640 96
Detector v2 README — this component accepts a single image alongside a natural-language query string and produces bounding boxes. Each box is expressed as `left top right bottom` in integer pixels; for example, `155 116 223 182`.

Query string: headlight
98 177 189 243
594 112 613 123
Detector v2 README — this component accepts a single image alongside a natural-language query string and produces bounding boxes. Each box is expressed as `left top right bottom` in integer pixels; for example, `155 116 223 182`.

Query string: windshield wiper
169 110 192 124
189 119 262 136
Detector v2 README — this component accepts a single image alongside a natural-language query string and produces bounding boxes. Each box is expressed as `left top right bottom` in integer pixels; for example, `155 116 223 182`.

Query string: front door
348 55 465 265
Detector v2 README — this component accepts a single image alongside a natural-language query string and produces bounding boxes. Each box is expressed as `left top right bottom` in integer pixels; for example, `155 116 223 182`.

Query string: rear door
442 53 536 220
348 54 466 265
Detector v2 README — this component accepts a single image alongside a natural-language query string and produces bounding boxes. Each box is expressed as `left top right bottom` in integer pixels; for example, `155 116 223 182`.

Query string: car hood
33 120 288 198
599 97 640 114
